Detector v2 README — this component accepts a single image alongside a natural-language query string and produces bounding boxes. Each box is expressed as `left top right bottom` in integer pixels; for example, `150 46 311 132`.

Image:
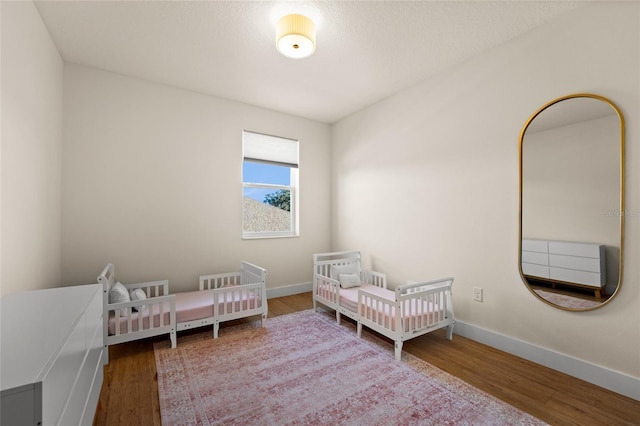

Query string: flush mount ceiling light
276 14 316 59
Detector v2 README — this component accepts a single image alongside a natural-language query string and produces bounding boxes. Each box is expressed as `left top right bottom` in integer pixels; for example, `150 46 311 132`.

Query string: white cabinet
1 284 104 426
522 239 606 298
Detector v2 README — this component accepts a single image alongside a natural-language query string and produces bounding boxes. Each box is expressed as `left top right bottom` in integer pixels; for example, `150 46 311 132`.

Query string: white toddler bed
98 261 267 363
357 277 454 361
313 251 454 360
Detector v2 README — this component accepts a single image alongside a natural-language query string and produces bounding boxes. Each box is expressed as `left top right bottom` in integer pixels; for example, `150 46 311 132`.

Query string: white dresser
521 239 607 298
1 284 104 426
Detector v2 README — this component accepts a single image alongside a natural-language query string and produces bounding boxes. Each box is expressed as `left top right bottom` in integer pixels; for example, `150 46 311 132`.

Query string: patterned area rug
534 289 602 309
154 310 547 425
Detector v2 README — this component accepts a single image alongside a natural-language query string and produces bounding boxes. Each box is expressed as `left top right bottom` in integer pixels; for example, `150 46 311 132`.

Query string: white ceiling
34 0 584 124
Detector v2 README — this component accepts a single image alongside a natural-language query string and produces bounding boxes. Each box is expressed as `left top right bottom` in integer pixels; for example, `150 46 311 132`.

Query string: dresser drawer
42 311 87 423
522 239 548 253
550 267 604 287
522 251 549 266
522 262 550 278
548 241 603 258
549 254 602 273
58 322 104 426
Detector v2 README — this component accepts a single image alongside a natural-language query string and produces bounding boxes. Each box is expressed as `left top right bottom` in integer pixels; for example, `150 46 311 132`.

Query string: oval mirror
519 94 624 311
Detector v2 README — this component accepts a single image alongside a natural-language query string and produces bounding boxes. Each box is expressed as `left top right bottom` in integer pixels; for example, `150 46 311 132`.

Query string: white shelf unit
1 284 104 426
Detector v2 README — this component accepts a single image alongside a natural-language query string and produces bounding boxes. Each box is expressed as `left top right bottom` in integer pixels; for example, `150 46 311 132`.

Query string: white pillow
338 273 361 288
109 281 130 316
330 264 359 281
129 288 147 313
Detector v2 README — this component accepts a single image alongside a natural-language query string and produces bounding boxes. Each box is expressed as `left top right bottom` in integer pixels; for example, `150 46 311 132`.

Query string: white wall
4 0 638 399
62 64 331 292
331 1 639 389
1 1 63 296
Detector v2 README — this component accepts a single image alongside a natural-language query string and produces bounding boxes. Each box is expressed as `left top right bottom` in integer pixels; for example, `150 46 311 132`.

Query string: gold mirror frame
518 93 625 311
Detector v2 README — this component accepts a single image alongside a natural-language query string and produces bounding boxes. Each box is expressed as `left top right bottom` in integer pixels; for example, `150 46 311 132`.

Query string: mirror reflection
519 94 624 310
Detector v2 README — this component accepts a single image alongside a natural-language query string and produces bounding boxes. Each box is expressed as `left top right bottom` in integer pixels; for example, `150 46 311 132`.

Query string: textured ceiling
35 1 583 123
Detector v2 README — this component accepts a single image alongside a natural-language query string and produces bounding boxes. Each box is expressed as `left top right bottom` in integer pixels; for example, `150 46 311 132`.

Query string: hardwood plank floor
94 292 640 426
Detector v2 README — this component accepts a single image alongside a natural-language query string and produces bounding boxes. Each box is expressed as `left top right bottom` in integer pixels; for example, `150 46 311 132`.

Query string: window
242 131 299 238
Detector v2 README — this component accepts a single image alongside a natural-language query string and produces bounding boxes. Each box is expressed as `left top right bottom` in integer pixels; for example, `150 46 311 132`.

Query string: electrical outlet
473 287 483 302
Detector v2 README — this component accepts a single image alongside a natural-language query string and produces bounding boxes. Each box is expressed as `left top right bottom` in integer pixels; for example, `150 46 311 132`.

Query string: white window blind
243 131 299 167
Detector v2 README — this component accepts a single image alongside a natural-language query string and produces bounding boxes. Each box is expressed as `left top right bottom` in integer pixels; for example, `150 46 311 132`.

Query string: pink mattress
108 289 262 336
339 285 443 332
339 284 387 312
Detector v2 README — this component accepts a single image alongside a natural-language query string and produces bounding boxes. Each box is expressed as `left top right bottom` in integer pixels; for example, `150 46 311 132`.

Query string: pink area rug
154 310 547 425
534 289 603 309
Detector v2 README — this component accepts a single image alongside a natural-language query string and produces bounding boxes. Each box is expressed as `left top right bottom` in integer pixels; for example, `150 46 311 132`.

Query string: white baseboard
266 281 312 299
454 320 640 401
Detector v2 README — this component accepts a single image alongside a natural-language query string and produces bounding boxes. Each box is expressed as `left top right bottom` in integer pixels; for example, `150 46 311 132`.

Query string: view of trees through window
264 189 290 211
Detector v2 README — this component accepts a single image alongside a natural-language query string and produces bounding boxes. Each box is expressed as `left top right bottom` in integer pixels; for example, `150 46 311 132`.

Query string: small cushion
338 273 361 288
109 282 130 316
330 264 359 281
129 288 147 312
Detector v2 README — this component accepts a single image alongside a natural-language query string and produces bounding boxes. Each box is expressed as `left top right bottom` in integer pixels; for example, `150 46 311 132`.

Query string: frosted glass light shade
276 14 316 59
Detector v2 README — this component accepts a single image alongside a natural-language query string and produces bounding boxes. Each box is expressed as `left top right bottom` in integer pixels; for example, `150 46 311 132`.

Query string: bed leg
394 341 403 361
170 330 177 349
356 322 362 338
313 299 317 312
336 311 341 325
213 322 220 339
446 323 454 340
261 313 267 328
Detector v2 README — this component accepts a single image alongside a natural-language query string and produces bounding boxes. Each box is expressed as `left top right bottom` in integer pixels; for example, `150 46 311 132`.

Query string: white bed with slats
98 261 268 363
313 251 454 360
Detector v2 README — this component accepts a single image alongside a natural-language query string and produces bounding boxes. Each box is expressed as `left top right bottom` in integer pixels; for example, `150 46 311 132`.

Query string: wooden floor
94 292 640 426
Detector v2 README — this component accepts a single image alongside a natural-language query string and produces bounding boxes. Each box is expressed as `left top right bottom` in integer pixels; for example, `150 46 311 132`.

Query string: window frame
242 131 299 239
